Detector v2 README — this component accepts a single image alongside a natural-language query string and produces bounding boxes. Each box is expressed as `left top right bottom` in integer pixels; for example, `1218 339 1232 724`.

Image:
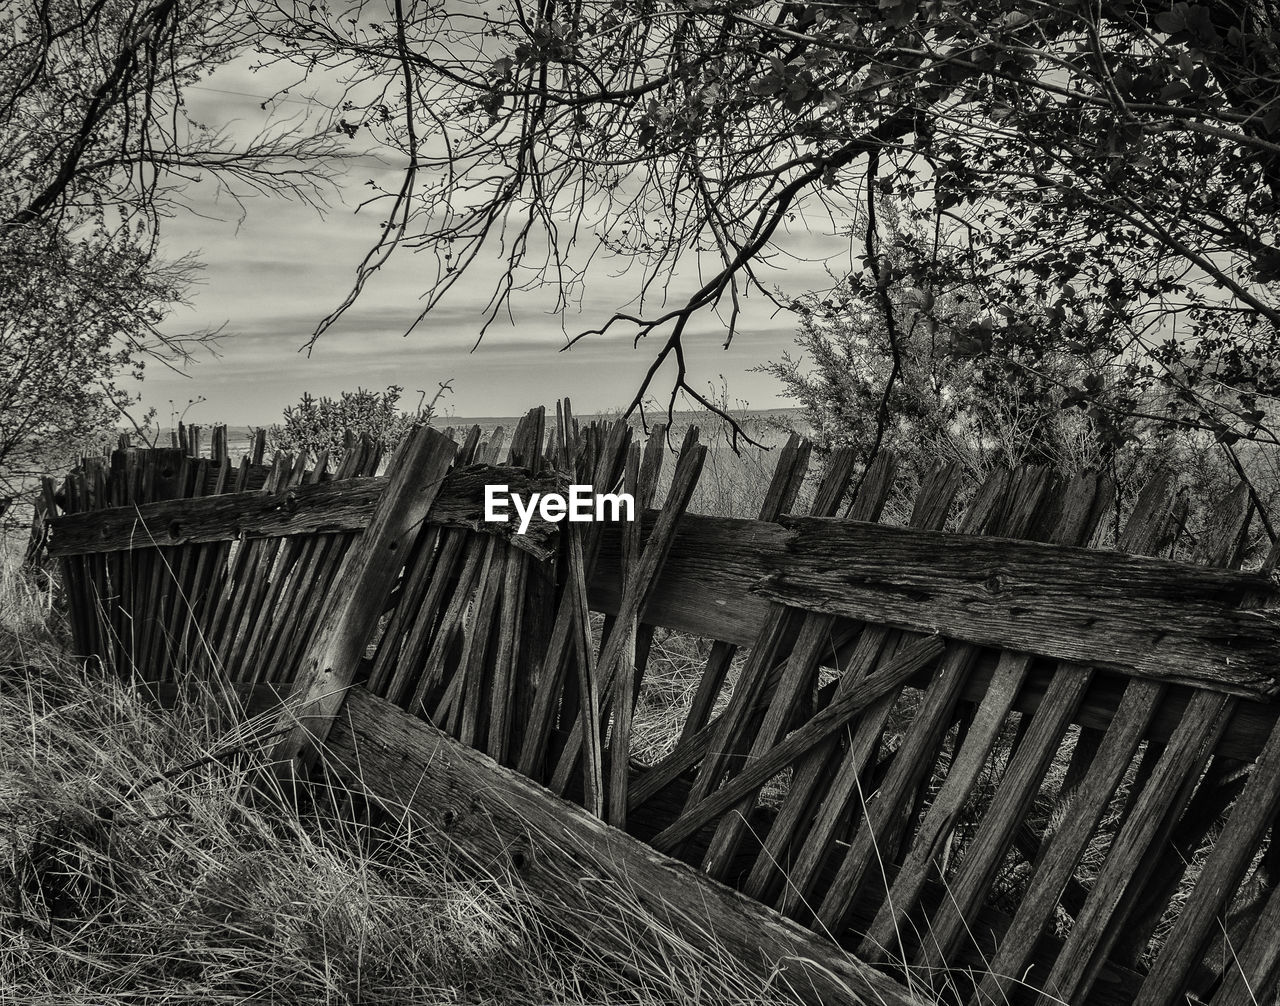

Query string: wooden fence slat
239 453 322 684
802 466 1056 934
671 442 862 851
895 476 1115 970
361 521 445 699
674 606 797 840
748 460 962 908
385 529 470 708
175 451 233 673
272 427 458 774
697 611 838 876
133 449 194 677
919 662 1093 970
226 453 306 681
274 443 384 682
855 647 1034 959
486 546 528 765
853 469 1109 958
457 538 508 748
1038 688 1233 1005
973 676 1165 1004
680 432 810 743
548 428 706 797
1135 709 1280 1004
42 478 89 658
627 629 862 817
1209 874 1280 1005
422 542 489 721
698 452 899 879
566 523 605 816
205 453 291 674
49 464 565 560
746 623 896 905
152 455 210 678
607 443 646 827
515 418 630 782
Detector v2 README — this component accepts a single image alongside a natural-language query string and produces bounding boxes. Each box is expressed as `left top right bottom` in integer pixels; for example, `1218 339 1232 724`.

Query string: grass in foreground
0 552 805 1006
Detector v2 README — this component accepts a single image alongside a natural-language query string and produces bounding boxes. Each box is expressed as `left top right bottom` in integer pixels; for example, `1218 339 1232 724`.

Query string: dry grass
0 548 808 1006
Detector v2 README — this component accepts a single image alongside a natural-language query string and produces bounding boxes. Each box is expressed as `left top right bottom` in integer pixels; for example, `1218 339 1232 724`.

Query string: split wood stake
272 426 457 776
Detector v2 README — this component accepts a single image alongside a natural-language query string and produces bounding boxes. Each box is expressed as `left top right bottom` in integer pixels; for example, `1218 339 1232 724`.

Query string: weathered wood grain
755 517 1280 698
48 464 566 560
753 460 966 912
973 676 1164 1005
679 433 810 743
323 687 926 1006
699 452 899 880
1134 707 1280 1005
550 429 706 800
75 473 1277 701
1040 688 1232 1005
272 428 458 774
589 513 785 644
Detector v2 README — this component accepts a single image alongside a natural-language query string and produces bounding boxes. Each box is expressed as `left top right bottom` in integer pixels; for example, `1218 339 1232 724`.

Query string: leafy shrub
265 384 449 468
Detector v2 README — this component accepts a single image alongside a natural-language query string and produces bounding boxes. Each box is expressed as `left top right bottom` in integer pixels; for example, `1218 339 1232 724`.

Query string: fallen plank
47 463 566 560
755 516 1280 699
323 686 926 1006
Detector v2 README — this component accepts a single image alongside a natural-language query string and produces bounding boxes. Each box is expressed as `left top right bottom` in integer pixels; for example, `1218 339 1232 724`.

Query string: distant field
201 407 809 463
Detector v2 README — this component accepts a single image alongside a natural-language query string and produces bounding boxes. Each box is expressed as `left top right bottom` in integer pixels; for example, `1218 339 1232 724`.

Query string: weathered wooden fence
37 408 1280 1006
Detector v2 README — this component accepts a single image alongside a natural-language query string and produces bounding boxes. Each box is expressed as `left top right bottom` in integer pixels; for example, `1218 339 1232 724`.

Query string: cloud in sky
131 56 860 426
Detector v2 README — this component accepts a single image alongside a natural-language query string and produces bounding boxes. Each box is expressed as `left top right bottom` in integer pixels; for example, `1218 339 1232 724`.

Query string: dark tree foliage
253 0 1280 465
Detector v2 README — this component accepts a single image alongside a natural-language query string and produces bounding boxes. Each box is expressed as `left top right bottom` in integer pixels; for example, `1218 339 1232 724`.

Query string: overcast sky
131 57 857 427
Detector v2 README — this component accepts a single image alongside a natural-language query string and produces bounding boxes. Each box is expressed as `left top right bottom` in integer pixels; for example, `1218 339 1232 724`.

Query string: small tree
0 0 343 532
758 205 1115 483
761 250 1276 556
265 384 451 467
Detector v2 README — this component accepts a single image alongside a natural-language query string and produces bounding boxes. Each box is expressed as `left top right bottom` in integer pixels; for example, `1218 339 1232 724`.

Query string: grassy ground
0 544 804 1006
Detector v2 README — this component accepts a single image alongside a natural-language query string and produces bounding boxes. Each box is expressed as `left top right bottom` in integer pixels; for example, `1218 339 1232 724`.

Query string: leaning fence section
40 406 1280 1006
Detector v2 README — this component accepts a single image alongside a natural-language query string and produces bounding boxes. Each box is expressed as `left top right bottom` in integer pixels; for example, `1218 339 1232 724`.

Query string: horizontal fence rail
38 407 1280 1006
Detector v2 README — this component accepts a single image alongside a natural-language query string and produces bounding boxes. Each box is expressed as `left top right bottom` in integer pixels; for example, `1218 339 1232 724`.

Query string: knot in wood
982 571 1004 595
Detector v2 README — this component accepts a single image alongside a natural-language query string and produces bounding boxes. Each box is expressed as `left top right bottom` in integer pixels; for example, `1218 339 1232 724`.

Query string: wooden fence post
272 425 458 776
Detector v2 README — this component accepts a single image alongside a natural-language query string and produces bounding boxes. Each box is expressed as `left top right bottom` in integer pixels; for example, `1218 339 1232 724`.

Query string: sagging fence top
35 407 1280 1006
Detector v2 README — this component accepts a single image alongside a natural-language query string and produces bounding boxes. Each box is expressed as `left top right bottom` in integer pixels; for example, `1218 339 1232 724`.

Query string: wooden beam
273 428 458 774
755 516 1280 700
47 463 565 560
323 686 926 1006
588 513 784 644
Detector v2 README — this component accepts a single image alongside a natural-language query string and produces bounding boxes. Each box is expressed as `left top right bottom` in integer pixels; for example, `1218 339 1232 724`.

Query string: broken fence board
273 428 458 774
